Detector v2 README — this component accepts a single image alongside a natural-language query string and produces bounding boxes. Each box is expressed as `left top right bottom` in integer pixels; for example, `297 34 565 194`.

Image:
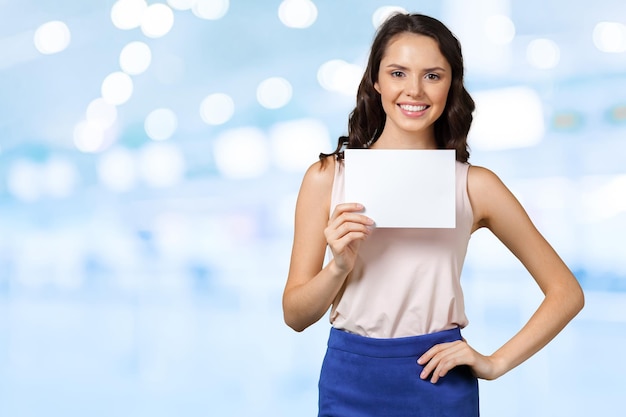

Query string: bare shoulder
467 164 503 191
301 156 336 194
467 164 519 230
299 157 337 207
295 156 337 223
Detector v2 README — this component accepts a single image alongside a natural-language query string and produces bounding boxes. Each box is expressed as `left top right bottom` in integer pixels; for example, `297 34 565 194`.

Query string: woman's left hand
417 340 503 384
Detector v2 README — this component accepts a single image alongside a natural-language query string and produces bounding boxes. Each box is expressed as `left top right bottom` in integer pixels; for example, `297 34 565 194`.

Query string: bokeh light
101 72 134 105
593 21 626 53
86 98 118 129
111 0 147 30
257 77 293 109
269 118 331 172
120 41 152 75
138 143 186 187
73 121 117 153
73 121 105 153
200 93 235 125
167 0 196 11
192 0 229 20
526 38 560 69
469 86 544 150
41 157 78 199
278 0 318 29
97 147 137 192
484 15 515 45
372 6 407 28
317 59 363 96
141 3 175 38
33 21 71 54
213 127 270 179
144 108 178 141
7 160 41 202
582 175 626 221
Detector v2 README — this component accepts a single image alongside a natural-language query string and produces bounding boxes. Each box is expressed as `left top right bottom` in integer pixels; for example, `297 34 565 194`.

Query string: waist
327 326 462 358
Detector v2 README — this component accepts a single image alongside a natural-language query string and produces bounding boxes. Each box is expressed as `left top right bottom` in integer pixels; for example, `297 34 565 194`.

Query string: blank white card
344 149 456 228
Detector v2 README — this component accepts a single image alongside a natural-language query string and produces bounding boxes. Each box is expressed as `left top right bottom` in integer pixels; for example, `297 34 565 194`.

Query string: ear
374 81 381 94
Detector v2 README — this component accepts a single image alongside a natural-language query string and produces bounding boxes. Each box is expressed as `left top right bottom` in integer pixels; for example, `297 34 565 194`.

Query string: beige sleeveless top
327 158 473 338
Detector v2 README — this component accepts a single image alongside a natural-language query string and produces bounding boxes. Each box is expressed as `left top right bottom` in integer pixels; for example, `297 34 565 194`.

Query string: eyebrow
385 64 447 72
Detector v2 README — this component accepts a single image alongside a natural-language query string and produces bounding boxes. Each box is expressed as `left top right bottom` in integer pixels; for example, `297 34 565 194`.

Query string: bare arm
282 158 373 332
418 166 584 382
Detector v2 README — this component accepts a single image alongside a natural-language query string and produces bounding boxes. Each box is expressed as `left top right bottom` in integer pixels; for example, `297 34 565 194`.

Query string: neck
371 128 437 150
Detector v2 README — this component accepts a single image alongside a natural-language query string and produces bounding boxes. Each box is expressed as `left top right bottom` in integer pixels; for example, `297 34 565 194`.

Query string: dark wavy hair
320 13 475 163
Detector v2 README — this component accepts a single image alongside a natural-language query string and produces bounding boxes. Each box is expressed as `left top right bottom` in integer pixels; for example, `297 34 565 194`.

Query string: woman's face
374 32 452 144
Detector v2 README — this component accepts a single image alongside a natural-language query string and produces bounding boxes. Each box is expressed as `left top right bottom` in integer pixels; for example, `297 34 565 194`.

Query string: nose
405 75 423 97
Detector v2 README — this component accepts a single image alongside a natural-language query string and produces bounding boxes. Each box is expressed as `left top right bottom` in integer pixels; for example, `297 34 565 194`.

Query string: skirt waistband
327 326 462 358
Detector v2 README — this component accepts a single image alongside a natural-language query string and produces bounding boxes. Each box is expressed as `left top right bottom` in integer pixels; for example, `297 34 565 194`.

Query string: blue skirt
318 327 479 417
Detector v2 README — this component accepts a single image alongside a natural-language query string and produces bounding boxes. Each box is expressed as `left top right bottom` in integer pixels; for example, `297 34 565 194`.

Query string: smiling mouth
399 104 429 112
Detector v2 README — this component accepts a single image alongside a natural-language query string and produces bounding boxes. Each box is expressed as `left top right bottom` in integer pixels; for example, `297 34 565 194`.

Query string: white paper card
344 149 455 228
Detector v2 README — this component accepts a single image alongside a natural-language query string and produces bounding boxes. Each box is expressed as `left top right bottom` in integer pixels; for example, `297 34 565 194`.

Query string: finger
330 204 376 227
333 231 369 250
327 213 374 232
417 344 446 380
417 341 454 365
326 221 372 247
429 342 472 383
325 219 373 247
329 214 374 233
329 220 372 241
420 355 445 382
326 220 372 242
430 355 458 384
330 203 364 220
417 341 464 381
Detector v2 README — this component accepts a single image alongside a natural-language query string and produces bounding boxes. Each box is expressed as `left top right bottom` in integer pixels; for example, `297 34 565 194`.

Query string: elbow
574 285 585 315
547 279 585 321
282 289 323 332
285 319 307 333
282 297 310 332
562 280 585 319
283 312 308 333
282 289 316 332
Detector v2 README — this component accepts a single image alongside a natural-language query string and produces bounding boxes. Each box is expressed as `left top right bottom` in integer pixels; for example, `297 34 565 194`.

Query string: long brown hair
321 13 475 163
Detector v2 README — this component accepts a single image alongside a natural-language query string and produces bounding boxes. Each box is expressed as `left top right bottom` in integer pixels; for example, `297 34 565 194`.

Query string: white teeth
400 104 427 112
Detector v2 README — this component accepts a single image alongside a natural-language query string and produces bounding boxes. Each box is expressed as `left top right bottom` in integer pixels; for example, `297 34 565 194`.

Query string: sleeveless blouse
327 158 474 338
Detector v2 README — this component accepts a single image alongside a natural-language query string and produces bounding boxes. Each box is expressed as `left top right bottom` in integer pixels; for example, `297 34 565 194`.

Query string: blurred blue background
0 0 625 416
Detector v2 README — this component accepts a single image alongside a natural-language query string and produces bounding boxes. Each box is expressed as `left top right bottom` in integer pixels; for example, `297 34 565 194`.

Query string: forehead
381 33 450 68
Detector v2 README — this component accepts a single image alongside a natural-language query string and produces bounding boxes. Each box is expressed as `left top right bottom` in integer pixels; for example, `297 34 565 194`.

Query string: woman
282 13 584 417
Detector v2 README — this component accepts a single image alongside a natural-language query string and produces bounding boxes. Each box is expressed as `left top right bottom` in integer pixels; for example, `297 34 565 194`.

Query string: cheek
432 86 451 118
435 85 451 105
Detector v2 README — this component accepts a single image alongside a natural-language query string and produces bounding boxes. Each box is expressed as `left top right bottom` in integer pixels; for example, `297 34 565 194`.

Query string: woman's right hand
324 203 374 275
